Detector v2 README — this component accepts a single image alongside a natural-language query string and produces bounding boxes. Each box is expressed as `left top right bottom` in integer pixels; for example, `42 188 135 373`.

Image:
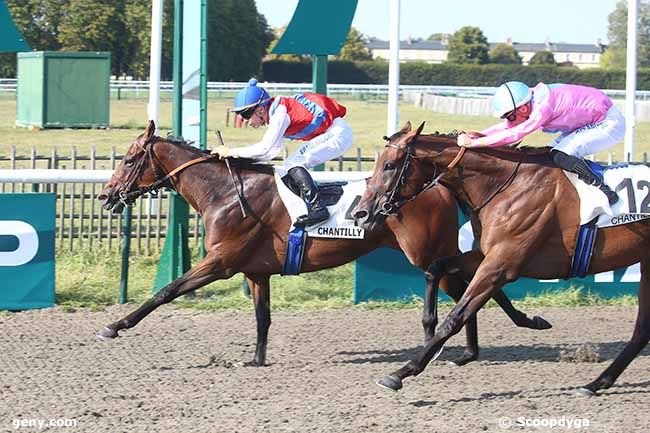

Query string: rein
470 153 522 213
120 151 218 205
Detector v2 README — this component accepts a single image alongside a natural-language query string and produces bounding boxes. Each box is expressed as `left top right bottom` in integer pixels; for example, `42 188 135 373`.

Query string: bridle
369 138 466 216
113 136 217 207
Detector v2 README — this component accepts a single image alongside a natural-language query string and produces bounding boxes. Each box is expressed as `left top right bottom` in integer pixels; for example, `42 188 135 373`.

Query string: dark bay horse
353 121 650 395
97 120 549 367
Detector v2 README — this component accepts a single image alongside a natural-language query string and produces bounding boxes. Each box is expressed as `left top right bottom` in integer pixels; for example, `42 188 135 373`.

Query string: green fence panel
0 193 55 310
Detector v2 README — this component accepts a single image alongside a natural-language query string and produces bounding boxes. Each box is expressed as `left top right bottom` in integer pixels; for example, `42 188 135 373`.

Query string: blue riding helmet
232 78 271 116
492 81 532 118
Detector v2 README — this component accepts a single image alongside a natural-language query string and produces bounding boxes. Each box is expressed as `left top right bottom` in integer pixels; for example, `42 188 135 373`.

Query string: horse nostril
98 194 108 202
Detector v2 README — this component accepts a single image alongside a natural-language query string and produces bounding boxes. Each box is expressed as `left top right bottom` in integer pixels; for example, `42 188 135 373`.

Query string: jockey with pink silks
213 78 353 226
457 81 625 205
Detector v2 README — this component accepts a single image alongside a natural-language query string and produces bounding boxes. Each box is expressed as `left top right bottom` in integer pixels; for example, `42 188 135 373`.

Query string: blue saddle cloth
570 217 598 279
282 226 307 276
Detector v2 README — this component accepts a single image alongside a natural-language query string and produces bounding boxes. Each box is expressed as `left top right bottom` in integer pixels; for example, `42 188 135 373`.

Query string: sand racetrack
2 305 649 432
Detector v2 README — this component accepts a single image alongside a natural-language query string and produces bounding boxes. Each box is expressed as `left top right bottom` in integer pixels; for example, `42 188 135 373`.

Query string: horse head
99 120 166 214
353 121 459 231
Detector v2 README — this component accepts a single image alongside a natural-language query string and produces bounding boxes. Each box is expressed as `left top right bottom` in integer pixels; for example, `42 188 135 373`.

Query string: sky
255 0 622 45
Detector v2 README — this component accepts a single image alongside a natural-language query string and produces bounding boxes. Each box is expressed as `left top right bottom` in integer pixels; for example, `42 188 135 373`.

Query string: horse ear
143 120 156 142
400 121 412 134
415 121 425 137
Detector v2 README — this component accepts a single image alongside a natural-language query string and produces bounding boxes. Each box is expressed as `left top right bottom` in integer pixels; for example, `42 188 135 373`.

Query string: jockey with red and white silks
457 81 624 205
217 80 353 169
212 78 354 226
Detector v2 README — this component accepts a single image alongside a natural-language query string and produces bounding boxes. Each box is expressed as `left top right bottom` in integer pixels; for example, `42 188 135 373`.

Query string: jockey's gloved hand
457 133 473 147
211 145 238 159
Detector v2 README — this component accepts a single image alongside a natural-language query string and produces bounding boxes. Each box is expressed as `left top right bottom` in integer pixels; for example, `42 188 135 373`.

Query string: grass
1 94 644 311
53 248 637 312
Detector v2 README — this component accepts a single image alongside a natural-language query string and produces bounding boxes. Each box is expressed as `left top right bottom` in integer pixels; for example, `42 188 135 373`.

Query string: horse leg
425 252 482 366
578 256 650 396
436 250 552 331
97 252 232 339
440 273 479 367
378 251 517 391
422 270 439 345
490 290 552 330
245 274 271 367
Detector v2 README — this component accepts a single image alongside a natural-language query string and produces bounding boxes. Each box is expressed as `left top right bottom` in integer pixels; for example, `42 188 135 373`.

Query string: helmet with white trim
492 81 532 118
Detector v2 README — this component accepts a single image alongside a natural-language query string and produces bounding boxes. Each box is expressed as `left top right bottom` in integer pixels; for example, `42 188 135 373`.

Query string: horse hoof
376 375 403 391
533 315 552 330
447 355 477 367
575 387 598 397
96 327 118 340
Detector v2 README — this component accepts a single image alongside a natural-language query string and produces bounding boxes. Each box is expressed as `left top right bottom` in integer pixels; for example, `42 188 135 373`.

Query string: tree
265 25 309 61
529 51 557 65
338 27 372 61
1 0 273 80
446 26 489 64
1 0 68 77
427 33 448 42
488 44 522 64
604 0 650 68
600 48 626 69
58 1 129 76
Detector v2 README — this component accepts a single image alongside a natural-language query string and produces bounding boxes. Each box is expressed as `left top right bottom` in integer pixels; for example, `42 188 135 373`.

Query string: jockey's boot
551 150 619 205
287 166 330 227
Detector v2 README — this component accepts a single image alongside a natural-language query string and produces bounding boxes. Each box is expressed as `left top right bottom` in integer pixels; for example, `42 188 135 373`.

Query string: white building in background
366 37 607 69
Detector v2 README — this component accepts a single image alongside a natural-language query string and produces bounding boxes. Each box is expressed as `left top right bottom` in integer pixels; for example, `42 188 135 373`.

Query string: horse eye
124 159 135 167
384 161 396 171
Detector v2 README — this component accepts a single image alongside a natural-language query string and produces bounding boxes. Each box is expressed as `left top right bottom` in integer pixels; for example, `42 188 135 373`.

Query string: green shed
16 51 110 128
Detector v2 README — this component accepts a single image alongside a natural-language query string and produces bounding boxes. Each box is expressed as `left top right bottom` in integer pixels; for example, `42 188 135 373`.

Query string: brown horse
353 121 650 395
97 120 549 367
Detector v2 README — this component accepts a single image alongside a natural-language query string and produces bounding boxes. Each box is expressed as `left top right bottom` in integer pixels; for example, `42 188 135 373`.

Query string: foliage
1 0 272 80
529 50 557 65
262 59 650 90
337 27 373 61
446 26 489 64
266 25 310 61
600 47 626 69
427 33 449 42
488 44 522 64
605 0 650 68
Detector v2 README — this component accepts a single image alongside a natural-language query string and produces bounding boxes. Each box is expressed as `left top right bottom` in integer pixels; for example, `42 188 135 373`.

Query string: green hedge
261 59 650 90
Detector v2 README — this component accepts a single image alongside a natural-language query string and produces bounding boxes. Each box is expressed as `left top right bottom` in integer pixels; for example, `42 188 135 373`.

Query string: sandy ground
1 304 649 433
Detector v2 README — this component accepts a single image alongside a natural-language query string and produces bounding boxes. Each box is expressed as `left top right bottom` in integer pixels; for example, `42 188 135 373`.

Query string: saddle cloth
274 168 371 239
564 162 650 228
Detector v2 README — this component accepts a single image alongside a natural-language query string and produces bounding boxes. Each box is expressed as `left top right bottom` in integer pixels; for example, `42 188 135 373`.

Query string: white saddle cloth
564 163 650 228
274 168 372 239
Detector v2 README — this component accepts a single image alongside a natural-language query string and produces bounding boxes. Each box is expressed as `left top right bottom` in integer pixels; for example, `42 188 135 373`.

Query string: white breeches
283 117 353 169
551 106 626 157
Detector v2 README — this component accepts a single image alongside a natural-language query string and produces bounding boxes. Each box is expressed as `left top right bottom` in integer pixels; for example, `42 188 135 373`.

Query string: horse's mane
157 135 275 175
